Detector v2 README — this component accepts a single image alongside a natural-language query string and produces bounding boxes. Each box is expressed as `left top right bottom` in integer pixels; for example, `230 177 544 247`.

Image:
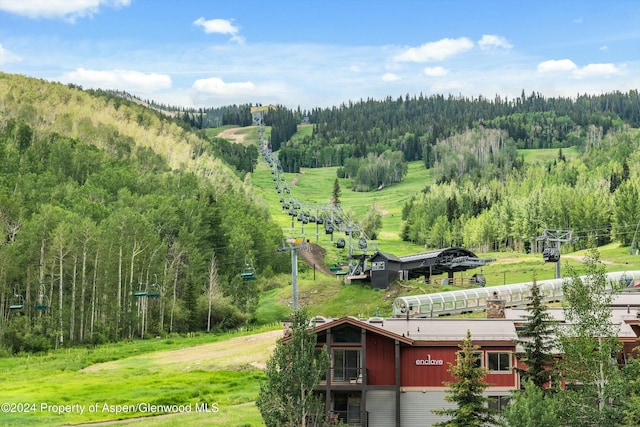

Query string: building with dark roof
369 247 495 289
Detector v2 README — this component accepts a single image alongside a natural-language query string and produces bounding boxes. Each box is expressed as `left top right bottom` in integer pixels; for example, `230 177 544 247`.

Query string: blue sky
0 0 639 110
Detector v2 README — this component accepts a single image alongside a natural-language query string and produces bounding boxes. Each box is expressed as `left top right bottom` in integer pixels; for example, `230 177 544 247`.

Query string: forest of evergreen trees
280 91 636 165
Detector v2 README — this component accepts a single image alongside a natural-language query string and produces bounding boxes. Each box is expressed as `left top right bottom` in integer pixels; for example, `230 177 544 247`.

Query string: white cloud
0 43 21 65
537 59 578 73
424 66 448 77
192 77 255 96
537 59 621 79
573 63 621 78
394 37 474 62
478 35 512 51
381 73 400 82
193 18 245 44
190 76 288 107
59 68 172 93
0 0 130 21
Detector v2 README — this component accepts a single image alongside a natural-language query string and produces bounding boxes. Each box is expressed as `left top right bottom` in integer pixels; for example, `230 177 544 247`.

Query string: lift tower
277 238 311 311
537 229 578 279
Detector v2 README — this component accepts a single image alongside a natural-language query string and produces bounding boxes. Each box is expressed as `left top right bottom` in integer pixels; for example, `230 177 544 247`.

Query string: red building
309 294 640 426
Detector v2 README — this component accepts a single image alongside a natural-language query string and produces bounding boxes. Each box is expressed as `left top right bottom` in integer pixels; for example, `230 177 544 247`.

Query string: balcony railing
322 367 366 384
330 410 362 426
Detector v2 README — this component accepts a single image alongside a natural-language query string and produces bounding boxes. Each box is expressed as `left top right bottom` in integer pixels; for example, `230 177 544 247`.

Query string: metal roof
396 247 495 277
312 316 519 344
379 317 519 342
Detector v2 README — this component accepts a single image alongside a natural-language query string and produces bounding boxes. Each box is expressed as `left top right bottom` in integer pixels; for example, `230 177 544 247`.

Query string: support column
326 328 332 418
361 328 367 426
291 246 298 311
395 339 401 427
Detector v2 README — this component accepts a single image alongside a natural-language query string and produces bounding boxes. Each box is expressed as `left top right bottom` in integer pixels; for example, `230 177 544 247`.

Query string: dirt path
298 242 335 277
217 127 247 143
81 329 281 373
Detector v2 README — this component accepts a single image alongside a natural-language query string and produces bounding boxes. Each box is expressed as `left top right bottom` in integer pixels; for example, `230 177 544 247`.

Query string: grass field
0 327 279 427
518 146 580 164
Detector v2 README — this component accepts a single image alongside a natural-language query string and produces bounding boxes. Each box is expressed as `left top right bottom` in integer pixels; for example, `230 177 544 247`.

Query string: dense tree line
274 90 639 186
307 90 640 154
264 106 298 152
206 136 259 176
0 75 290 352
338 150 408 191
401 125 640 253
221 104 253 127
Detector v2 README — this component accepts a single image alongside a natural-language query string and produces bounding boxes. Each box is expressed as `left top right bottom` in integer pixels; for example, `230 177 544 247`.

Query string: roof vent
369 317 384 324
313 315 327 323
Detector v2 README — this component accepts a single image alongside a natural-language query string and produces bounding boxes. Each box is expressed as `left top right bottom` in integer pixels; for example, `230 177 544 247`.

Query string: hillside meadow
0 326 280 427
247 131 640 320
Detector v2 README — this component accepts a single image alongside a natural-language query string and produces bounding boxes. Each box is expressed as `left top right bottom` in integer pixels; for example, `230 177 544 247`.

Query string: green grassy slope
0 327 278 426
248 125 640 320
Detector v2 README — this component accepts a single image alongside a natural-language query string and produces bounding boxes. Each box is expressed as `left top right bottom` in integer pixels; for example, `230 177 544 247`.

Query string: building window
488 395 511 411
473 352 483 368
333 326 361 343
333 349 361 382
457 351 483 368
487 352 511 372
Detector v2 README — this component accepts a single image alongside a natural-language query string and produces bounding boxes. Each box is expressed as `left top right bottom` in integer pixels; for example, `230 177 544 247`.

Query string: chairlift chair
9 292 25 310
358 237 367 250
543 247 560 263
336 238 346 249
35 293 50 311
147 283 161 298
241 257 257 281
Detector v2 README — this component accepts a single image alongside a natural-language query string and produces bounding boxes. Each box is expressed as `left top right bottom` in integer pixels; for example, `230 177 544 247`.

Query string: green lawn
519 146 579 164
253 156 429 253
0 327 276 427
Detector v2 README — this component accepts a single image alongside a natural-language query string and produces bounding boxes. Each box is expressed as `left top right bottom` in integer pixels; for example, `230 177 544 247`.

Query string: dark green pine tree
433 330 496 427
331 178 341 207
514 277 559 390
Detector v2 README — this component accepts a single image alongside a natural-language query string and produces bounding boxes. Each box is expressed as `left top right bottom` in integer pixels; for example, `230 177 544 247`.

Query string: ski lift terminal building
369 247 495 290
